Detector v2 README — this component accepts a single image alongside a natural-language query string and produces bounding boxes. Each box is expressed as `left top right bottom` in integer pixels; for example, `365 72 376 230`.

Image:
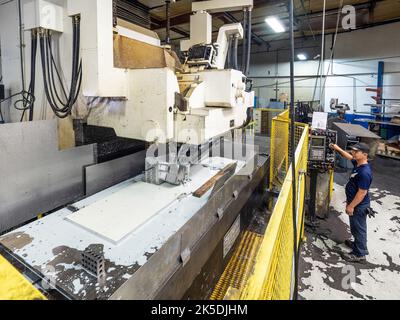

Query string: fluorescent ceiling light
297 53 307 61
265 16 285 33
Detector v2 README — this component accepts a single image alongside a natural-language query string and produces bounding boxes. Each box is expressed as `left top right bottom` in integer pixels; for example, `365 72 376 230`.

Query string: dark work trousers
349 204 369 257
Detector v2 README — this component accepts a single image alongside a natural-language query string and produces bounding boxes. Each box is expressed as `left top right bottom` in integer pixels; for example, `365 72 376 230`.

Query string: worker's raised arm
330 144 353 161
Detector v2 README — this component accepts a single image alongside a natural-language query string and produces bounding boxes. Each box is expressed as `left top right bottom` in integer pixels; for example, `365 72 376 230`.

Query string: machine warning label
223 215 241 258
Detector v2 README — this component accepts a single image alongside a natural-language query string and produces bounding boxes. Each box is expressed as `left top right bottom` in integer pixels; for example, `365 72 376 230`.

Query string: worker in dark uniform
330 142 373 263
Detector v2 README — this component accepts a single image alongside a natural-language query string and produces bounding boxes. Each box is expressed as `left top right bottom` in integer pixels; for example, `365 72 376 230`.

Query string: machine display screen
311 137 325 147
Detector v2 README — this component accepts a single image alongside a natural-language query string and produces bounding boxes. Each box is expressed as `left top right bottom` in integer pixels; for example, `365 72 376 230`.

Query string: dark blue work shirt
345 160 373 207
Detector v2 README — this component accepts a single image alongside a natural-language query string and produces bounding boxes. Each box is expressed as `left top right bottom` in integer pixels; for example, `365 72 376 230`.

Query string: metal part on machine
210 162 237 196
145 139 212 186
180 247 191 267
330 98 350 114
145 157 190 185
174 92 189 112
181 1 250 70
182 23 244 71
81 247 106 284
187 44 216 68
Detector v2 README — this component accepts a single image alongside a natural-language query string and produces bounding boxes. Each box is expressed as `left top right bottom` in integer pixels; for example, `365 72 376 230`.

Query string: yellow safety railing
269 110 306 190
237 112 309 300
269 114 289 190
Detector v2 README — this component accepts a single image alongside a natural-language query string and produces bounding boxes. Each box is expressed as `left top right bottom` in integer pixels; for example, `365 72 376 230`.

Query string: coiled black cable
39 15 82 118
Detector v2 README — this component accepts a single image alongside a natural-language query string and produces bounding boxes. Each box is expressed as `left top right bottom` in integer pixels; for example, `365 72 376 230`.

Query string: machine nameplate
223 215 241 258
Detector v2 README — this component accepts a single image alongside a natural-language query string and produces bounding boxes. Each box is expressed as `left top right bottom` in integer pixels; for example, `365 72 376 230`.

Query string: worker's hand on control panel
330 143 339 151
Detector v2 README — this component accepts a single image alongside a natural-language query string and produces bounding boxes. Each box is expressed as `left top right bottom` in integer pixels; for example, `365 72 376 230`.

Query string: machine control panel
308 129 337 171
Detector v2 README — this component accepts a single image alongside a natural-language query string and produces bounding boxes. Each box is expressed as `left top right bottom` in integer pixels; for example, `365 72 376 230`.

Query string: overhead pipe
241 8 248 73
233 34 239 70
227 34 233 68
319 0 326 111
244 8 252 76
17 0 25 95
289 0 299 301
165 0 171 45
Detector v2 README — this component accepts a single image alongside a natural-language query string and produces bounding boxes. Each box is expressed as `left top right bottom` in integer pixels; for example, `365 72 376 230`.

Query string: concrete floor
299 157 400 300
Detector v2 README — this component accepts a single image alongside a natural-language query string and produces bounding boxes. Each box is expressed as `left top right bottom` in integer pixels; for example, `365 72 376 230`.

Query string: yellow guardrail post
329 169 334 200
269 117 276 190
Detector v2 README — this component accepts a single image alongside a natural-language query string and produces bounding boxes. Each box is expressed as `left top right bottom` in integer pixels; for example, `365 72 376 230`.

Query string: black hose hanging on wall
19 30 38 122
39 15 82 119
28 31 37 121
20 31 38 121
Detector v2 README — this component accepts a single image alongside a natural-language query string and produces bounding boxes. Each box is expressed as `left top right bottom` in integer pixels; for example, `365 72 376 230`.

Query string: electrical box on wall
24 0 64 32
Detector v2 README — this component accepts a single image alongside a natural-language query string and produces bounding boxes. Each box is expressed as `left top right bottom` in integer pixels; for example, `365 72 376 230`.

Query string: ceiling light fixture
297 53 307 61
265 16 285 33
